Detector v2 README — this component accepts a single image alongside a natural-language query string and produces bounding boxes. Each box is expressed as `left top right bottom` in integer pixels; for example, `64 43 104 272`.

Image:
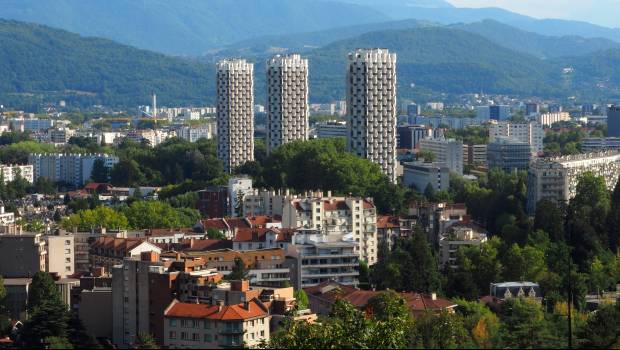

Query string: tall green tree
90 159 110 183
135 332 159 349
225 258 249 281
497 298 559 349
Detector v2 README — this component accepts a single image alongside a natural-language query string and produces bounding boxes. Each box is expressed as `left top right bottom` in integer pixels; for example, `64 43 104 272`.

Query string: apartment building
216 59 254 173
266 54 309 153
228 176 253 217
45 234 75 278
462 144 487 167
397 125 433 150
439 224 488 269
314 120 347 138
608 105 620 137
582 137 620 152
0 232 47 278
28 153 119 187
347 48 397 183
0 164 34 183
536 112 570 127
526 151 620 212
90 236 162 272
489 120 544 154
286 230 359 288
163 298 270 349
419 137 464 174
176 123 216 143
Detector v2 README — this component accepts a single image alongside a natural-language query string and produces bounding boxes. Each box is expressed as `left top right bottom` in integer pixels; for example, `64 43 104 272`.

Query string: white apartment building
419 138 464 175
47 127 76 144
346 48 397 183
176 123 216 143
266 54 309 153
526 151 620 212
217 59 254 173
402 162 450 192
0 164 34 183
582 137 620 152
287 230 359 288
536 112 570 127
28 153 119 187
489 120 544 154
45 234 75 278
243 190 379 264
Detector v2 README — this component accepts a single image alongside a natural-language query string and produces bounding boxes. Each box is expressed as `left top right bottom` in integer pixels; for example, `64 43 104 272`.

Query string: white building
346 49 397 183
45 234 75 278
0 164 34 184
176 123 216 143
526 151 620 213
419 138 464 175
28 153 119 187
216 59 254 173
287 230 359 288
582 137 620 152
489 120 544 154
228 176 253 217
536 112 570 127
266 54 309 153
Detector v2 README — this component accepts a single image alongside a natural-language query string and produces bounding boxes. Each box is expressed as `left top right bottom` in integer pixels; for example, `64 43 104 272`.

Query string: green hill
1 19 620 109
0 20 212 108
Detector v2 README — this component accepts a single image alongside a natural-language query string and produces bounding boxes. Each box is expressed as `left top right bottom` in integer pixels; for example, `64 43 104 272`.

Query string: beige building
439 225 488 269
164 299 270 349
0 164 34 184
45 234 75 278
536 112 570 127
489 120 544 154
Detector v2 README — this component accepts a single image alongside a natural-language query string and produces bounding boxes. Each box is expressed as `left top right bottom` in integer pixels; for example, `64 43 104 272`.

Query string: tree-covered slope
0 20 211 108
0 0 388 55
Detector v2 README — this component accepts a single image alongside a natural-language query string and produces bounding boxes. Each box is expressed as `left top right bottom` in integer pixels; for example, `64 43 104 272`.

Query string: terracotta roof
201 219 228 230
323 200 349 211
164 299 268 320
377 216 400 229
146 228 197 237
247 215 281 227
304 281 455 313
362 200 374 209
184 239 233 252
90 236 150 254
233 228 274 242
226 218 251 229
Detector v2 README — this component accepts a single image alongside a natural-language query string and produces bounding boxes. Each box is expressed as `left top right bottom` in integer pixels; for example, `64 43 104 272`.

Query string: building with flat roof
489 121 543 154
608 105 620 137
0 232 46 278
419 138 463 174
527 151 620 212
487 138 532 173
402 162 450 192
439 224 487 269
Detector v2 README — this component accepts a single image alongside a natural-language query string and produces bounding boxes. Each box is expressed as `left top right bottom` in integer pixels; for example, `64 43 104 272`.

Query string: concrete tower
266 54 309 153
216 59 254 173
346 48 397 183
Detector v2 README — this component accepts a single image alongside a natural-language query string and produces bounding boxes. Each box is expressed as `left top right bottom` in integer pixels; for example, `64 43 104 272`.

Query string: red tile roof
201 219 228 230
377 216 400 229
233 228 274 242
164 299 268 320
247 215 281 227
184 239 233 252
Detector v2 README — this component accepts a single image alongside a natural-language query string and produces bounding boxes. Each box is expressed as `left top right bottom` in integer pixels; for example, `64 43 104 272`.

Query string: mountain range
2 18 620 110
1 0 620 56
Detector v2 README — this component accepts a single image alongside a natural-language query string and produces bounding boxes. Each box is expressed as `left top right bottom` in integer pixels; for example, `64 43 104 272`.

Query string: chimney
217 300 224 312
244 300 250 311
190 238 195 249
327 190 332 198
176 252 181 261
231 280 250 292
431 293 437 301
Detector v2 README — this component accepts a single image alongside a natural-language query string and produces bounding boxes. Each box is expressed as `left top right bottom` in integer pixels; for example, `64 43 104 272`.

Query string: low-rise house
304 281 457 316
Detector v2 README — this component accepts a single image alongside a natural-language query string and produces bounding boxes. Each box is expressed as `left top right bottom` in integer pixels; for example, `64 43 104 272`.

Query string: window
65 249 71 254
260 330 265 337
204 320 211 329
204 334 212 342
169 331 176 339
181 332 188 340
65 257 71 263
170 319 177 327
65 240 71 245
65 266 71 271
192 333 200 341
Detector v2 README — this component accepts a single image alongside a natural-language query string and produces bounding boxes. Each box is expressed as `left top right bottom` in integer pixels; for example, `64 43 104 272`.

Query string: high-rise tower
346 48 397 183
266 54 309 153
216 59 254 173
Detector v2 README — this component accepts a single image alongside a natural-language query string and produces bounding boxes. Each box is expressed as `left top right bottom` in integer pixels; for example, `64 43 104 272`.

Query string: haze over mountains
2 0 620 56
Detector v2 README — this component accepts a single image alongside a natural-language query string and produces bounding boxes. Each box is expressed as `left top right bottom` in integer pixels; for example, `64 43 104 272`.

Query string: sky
446 0 620 28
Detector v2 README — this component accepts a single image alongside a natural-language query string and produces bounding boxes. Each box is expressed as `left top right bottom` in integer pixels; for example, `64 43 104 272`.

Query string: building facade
487 138 532 172
489 121 544 154
216 59 255 173
536 112 570 127
526 151 620 212
0 233 47 278
266 54 309 153
28 153 118 187
403 162 450 192
346 48 397 183
45 234 75 278
0 164 34 183
419 138 464 175
608 105 620 137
